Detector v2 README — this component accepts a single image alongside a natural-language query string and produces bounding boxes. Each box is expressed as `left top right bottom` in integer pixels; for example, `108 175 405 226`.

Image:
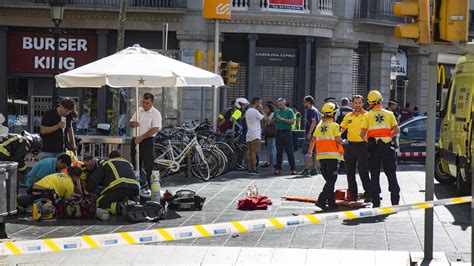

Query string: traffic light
433 0 469 43
217 61 226 76
206 50 222 72
393 0 431 45
225 61 240 85
194 49 204 69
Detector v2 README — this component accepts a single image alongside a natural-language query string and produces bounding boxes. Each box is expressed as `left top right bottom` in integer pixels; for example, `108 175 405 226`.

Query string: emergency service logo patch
320 125 328 134
375 114 384 124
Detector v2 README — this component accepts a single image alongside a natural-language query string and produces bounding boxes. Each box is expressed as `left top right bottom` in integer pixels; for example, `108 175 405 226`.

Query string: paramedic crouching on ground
18 166 83 207
85 151 140 221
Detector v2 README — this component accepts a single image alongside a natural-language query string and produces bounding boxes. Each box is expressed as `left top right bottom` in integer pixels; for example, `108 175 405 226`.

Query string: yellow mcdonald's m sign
437 64 445 86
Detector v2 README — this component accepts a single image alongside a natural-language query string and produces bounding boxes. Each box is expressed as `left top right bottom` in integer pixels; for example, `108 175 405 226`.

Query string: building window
352 43 370 97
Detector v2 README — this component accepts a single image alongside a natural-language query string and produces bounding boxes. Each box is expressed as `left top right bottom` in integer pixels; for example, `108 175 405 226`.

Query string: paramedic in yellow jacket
307 102 344 211
17 166 83 208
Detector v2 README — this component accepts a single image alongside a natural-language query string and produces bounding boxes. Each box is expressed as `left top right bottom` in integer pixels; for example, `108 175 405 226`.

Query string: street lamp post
48 0 66 108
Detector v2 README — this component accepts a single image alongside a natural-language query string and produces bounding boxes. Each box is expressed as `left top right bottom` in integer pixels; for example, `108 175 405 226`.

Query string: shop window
7 78 29 134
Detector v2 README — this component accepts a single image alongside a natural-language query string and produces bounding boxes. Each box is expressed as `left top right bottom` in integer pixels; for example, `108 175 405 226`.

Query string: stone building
0 0 473 132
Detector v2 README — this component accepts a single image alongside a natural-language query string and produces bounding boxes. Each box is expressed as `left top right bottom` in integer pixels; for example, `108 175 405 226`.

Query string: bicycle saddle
156 132 175 141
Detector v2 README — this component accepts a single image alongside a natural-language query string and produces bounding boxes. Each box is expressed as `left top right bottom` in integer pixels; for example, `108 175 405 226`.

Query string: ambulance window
455 87 469 119
450 84 457 115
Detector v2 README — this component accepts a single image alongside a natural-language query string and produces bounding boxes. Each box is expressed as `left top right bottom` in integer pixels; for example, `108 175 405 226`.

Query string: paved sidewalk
2 157 471 263
0 245 420 265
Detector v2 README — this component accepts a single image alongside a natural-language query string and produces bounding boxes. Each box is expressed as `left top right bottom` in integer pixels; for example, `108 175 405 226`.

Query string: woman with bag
262 102 276 168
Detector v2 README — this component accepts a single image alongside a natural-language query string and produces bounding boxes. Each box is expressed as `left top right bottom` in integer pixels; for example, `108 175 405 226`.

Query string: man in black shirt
39 98 76 159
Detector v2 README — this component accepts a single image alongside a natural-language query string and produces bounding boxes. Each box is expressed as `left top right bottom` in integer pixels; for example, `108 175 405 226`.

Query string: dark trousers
368 141 400 206
292 131 299 151
131 137 154 187
318 159 338 205
97 186 139 215
344 142 371 198
275 130 296 171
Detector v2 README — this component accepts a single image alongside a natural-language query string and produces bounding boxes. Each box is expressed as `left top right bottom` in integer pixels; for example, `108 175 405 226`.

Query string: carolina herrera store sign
255 47 297 66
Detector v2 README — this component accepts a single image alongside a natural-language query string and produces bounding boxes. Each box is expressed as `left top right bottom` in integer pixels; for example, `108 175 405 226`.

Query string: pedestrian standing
360 90 400 207
262 102 276 168
274 98 296 175
340 95 371 201
39 98 77 159
387 100 400 122
130 93 162 193
335 98 353 126
291 104 302 152
307 102 344 211
413 106 420 117
298 95 321 177
399 102 413 123
245 97 265 175
335 97 353 174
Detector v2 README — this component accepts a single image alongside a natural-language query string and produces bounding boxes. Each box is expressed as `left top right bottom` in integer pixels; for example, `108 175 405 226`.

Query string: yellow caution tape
0 196 470 256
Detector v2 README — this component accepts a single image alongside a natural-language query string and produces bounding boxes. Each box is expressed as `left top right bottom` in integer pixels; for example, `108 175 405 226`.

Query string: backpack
123 201 165 223
167 190 206 211
263 123 276 138
55 197 96 219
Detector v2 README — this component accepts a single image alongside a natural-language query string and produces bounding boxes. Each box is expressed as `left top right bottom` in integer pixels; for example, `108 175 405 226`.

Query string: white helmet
234 98 249 108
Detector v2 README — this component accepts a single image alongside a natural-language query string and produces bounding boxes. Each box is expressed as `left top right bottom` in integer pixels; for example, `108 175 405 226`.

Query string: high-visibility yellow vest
292 111 301 130
313 121 343 160
361 105 398 143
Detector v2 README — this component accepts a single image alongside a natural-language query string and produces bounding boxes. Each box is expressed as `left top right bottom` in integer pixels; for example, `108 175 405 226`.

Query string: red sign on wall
7 31 98 74
268 0 304 12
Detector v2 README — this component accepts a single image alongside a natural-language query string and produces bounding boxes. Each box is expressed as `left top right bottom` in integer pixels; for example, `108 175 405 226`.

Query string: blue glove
342 139 349 146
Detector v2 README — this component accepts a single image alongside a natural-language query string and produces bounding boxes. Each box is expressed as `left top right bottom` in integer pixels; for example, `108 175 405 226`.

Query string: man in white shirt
130 93 162 189
245 97 265 175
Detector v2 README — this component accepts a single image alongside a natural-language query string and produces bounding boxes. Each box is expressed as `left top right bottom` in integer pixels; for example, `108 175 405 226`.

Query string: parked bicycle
153 120 249 181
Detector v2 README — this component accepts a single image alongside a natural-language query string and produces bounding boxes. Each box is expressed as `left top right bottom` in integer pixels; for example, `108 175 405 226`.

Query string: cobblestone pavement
3 158 471 263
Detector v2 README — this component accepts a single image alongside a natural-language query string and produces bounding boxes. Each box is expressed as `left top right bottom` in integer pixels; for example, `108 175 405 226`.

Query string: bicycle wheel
214 142 236 172
212 147 227 177
202 147 223 179
234 142 247 168
153 143 172 177
191 146 211 181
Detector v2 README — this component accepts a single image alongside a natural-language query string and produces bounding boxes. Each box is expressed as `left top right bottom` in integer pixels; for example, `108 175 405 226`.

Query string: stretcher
280 195 369 208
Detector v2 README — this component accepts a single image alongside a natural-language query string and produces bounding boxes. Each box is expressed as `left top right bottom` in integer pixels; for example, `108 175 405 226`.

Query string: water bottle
252 185 258 197
246 184 258 198
150 170 161 203
61 116 67 134
96 208 110 221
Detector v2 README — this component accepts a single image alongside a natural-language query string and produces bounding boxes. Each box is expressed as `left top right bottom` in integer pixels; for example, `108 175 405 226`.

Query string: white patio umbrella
56 44 224 173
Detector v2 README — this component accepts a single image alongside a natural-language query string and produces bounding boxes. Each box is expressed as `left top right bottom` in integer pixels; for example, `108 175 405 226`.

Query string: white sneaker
96 208 110 221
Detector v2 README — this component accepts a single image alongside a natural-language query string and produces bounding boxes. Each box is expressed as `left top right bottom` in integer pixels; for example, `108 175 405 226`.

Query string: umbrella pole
135 86 140 177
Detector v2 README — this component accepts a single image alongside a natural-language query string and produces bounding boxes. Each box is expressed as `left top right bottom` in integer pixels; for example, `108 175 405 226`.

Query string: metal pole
424 50 437 260
163 23 169 52
135 86 140 173
52 21 61 108
212 19 220 130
